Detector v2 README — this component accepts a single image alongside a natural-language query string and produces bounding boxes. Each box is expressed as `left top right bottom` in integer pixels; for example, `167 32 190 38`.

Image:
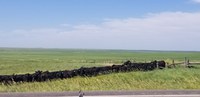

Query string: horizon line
0 47 200 52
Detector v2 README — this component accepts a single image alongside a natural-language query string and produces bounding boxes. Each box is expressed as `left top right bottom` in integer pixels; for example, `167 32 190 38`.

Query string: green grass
0 48 200 92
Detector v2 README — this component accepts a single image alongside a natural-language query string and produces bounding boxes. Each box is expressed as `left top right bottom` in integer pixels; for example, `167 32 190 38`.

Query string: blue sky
1 0 200 51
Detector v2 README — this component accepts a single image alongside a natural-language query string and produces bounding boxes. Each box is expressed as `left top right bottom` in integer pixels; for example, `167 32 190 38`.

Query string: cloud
1 11 200 51
60 24 71 27
192 0 200 3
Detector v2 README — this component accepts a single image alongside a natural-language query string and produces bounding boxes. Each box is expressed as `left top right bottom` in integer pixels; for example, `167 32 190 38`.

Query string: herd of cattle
0 60 165 84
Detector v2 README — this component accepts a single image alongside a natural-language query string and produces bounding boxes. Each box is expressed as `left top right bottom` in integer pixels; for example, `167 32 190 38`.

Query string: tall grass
0 68 200 92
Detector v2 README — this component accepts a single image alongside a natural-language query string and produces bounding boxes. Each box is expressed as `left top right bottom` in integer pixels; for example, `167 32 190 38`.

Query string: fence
170 57 200 67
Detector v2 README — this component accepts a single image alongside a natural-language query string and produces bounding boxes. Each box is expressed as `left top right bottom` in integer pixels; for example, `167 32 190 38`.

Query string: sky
0 0 200 51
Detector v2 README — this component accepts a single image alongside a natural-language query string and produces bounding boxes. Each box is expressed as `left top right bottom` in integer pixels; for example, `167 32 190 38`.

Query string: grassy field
0 48 200 92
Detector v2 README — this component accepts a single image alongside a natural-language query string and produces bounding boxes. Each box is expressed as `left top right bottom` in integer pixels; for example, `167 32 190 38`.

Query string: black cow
0 60 167 84
33 70 49 82
112 65 122 72
0 75 13 85
157 60 166 69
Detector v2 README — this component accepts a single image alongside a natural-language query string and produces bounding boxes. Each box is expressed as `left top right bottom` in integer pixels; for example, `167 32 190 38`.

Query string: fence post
184 57 189 67
172 59 175 67
187 59 190 67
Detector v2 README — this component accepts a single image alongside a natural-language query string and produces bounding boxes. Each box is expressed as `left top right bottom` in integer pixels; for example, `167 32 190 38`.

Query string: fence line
170 57 200 68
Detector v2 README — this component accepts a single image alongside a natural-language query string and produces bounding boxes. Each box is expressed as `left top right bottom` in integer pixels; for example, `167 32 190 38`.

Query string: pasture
0 48 200 92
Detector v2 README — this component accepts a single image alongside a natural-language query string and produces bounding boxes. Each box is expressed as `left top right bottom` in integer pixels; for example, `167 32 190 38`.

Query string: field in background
0 48 200 92
1 48 200 74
